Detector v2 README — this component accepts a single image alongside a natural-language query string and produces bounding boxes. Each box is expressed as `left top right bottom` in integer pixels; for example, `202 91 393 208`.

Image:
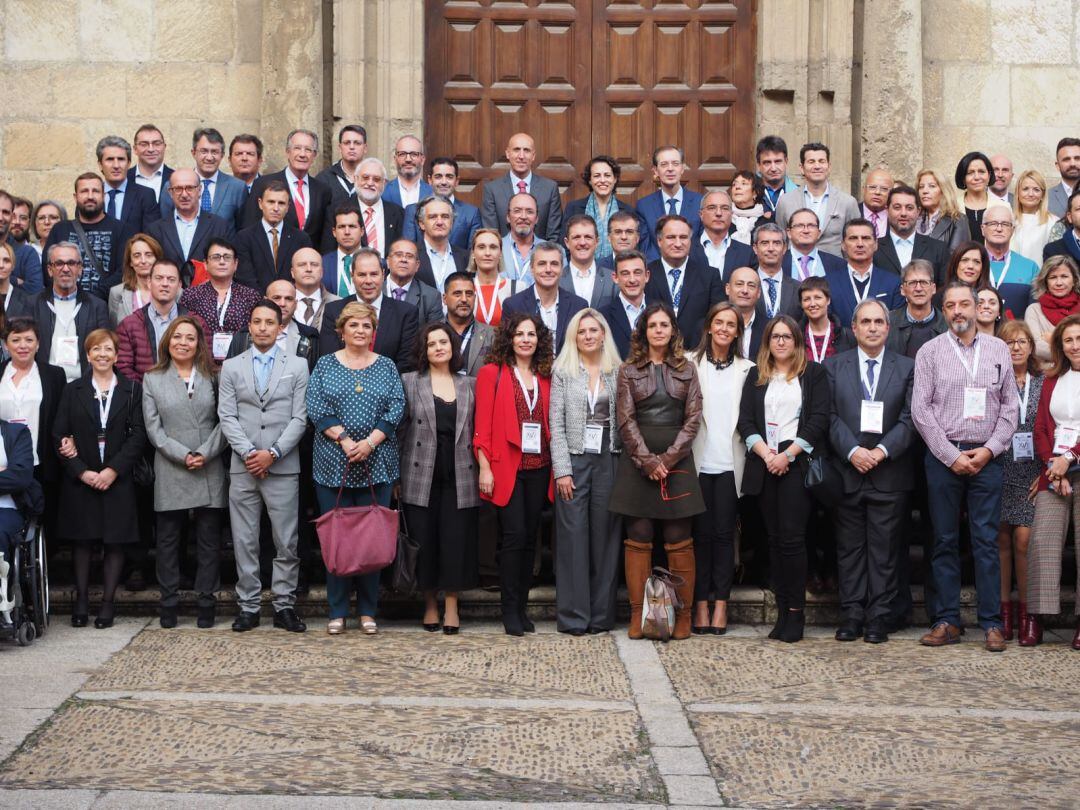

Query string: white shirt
396 178 422 209
857 347 884 400
1050 368 1080 431
697 362 741 474
261 218 283 258
889 230 915 269
386 278 412 301
661 258 688 311
284 167 311 214
133 164 166 201
296 287 323 327
0 364 42 465
700 231 730 271
424 239 455 291
740 313 756 360
662 187 684 215
569 262 596 304
510 172 534 194
198 170 220 205
620 293 646 331
48 296 81 381
764 374 802 446
534 290 559 341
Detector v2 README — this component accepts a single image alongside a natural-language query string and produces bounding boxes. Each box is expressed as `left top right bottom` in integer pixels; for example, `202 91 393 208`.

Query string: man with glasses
243 129 333 252
782 207 846 281
598 210 643 272
382 135 432 210
162 129 247 231
981 204 1038 318
500 192 542 284
887 260 946 358
353 158 403 258
127 123 174 206
316 125 368 207
860 167 894 238
690 190 755 278
179 237 262 365
147 167 236 286
384 238 443 325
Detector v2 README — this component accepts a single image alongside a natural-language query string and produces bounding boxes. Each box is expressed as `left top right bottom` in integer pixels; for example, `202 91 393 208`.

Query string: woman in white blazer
690 302 754 634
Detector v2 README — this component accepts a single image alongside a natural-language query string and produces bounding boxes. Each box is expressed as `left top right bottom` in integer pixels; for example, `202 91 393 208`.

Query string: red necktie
364 207 379 253
517 180 527 195
294 179 307 229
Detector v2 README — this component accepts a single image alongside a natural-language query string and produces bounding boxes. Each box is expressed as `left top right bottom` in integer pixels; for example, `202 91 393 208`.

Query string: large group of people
0 122 1077 654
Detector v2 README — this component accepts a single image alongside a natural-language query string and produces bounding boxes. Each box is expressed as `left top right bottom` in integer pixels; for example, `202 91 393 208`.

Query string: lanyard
476 280 503 324
861 355 881 400
849 269 872 304
93 377 116 429
216 286 233 328
989 252 1012 290
1017 372 1030 421
807 323 831 364
949 336 982 380
511 245 531 279
585 368 602 414
457 322 473 354
514 367 539 416
46 300 82 331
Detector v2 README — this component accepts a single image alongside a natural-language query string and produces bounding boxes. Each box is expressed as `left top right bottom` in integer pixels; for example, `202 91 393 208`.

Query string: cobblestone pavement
1 619 1078 808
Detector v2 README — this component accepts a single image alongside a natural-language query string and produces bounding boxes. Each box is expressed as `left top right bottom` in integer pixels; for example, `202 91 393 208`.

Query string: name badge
860 400 884 434
521 421 542 455
765 421 780 451
56 335 79 367
1012 431 1034 461
1054 427 1078 455
963 386 986 420
212 332 232 361
584 423 604 454
97 431 106 463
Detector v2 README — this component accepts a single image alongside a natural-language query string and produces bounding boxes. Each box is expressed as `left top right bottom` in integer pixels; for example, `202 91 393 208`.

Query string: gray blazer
385 277 443 325
142 367 227 510
108 284 143 328
775 183 861 255
462 321 495 377
549 366 620 479
398 371 479 509
481 173 564 242
217 349 309 475
1049 182 1070 219
559 266 618 310
163 171 248 230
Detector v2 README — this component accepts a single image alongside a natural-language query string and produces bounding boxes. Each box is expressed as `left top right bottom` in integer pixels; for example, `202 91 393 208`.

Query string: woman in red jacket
1022 313 1080 648
474 311 555 636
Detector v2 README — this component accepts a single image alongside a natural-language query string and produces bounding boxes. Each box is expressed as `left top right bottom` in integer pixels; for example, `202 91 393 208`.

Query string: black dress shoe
423 622 441 632
159 608 178 629
558 627 587 636
863 626 889 644
443 624 459 635
692 625 710 635
94 615 115 629
273 608 307 632
71 613 88 628
503 614 524 636
232 611 261 632
835 620 863 642
520 614 536 633
197 606 216 629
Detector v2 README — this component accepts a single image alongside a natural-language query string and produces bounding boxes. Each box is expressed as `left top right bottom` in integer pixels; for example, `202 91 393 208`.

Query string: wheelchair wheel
26 523 48 636
16 620 34 646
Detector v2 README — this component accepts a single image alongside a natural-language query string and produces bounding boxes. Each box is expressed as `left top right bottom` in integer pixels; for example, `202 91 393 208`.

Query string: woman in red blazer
474 311 555 636
1022 314 1080 648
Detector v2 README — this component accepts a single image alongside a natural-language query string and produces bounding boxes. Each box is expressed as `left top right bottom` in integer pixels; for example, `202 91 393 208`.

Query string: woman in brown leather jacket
610 302 704 640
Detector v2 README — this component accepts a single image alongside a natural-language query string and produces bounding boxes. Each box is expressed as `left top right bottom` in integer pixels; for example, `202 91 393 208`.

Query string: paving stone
651 746 709 775
662 775 724 807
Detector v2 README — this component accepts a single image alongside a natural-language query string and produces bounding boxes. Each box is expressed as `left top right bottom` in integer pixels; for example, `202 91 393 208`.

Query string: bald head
266 279 297 325
990 154 1013 196
168 167 201 217
506 132 537 178
862 168 894 213
290 246 324 295
725 266 761 317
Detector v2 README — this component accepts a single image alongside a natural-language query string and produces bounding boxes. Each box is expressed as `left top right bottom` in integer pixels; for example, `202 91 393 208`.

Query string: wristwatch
335 429 347 444
1065 450 1077 463
784 450 796 463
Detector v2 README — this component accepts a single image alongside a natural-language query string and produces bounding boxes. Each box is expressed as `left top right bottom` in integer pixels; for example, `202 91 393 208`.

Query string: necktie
765 277 777 316
339 254 353 297
107 189 118 219
865 358 877 399
255 356 271 395
294 179 307 229
667 198 678 216
517 180 527 195
798 255 811 281
870 210 880 234
392 287 405 301
302 297 315 325
201 179 213 213
270 227 279 266
364 206 378 253
669 267 682 309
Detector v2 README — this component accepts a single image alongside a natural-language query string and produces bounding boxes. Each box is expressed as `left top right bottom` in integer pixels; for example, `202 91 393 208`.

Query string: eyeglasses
1005 339 1031 347
789 223 819 230
904 278 933 287
50 259 82 269
659 470 692 501
983 221 1013 229
289 145 317 154
770 333 795 343
206 253 235 262
702 204 732 213
169 185 199 194
395 151 423 160
36 214 61 223
388 251 417 260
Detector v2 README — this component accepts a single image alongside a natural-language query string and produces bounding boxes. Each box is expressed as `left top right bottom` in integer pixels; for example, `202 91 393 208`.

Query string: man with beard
1049 137 1080 218
354 157 403 258
442 271 494 376
912 282 1018 653
875 185 950 285
500 192 542 285
382 135 432 210
0 190 43 292
44 173 135 298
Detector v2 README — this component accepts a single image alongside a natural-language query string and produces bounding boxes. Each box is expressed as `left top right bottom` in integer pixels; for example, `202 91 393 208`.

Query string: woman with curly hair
729 170 769 244
473 311 555 636
610 302 704 640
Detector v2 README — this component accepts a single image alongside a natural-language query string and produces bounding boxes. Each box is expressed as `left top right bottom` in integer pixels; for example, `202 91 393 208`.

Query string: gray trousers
554 448 622 631
230 470 299 612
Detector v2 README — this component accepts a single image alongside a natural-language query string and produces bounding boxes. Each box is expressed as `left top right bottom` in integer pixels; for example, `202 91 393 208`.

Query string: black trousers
156 507 223 609
834 483 908 626
693 471 739 601
756 467 813 610
497 468 549 617
405 481 479 592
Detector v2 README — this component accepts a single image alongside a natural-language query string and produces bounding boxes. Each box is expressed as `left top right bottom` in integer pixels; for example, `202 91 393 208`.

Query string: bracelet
366 437 377 452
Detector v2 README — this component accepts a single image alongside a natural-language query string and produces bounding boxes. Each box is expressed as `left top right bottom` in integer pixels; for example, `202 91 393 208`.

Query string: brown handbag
314 463 398 577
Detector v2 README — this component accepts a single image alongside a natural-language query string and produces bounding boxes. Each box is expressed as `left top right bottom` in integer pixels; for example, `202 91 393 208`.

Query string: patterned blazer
179 281 263 337
548 365 619 479
398 371 479 509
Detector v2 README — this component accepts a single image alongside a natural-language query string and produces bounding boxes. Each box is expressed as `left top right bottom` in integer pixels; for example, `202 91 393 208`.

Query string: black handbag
389 510 421 595
125 381 155 488
804 454 844 508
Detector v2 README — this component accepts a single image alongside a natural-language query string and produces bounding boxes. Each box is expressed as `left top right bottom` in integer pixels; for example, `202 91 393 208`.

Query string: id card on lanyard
859 356 883 433
212 286 234 360
515 368 542 454
950 337 986 420
583 374 603 454
93 378 116 462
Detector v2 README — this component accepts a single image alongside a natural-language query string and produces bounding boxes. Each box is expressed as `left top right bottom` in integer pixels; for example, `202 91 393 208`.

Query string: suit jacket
559 264 618 310
357 200 404 256
4 284 34 320
226 320 320 374
126 165 174 206
0 421 36 513
775 185 862 255
876 232 951 286
416 243 470 290
385 277 443 325
243 170 333 252
1049 183 1072 219
1043 233 1080 263
636 188 703 261
457 319 495 376
823 265 904 326
691 234 757 277
398 371 479 508
146 212 236 284
644 258 724 347
318 295 420 372
0 359 66 483
780 248 847 280
217 349 310 475
403 197 483 252
382 178 433 210
742 313 767 361
162 172 247 231
736 362 831 496
754 271 803 321
481 173 564 241
294 287 339 332
115 304 211 382
501 286 588 354
316 161 357 209
32 290 110 377
824 348 915 494
599 296 640 359
234 221 313 292
109 181 161 234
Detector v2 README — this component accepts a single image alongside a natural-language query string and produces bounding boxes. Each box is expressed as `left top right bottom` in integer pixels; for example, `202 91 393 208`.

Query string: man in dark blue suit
643 214 723 348
126 123 173 209
635 146 703 261
402 157 481 252
321 205 364 297
690 190 756 278
598 210 643 273
599 249 651 359
318 248 420 372
1043 187 1080 263
501 241 587 354
382 135 433 210
782 207 847 281
97 135 161 234
824 219 903 325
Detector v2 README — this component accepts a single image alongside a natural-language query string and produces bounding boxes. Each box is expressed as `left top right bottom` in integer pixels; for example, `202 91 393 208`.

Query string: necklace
707 349 734 370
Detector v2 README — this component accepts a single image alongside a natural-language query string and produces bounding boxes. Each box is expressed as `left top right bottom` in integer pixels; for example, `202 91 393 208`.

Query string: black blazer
644 258 724 348
111 182 162 234
690 234 757 276
358 201 405 257
243 170 333 253
501 286 588 354
875 232 951 286
0 421 37 513
752 271 803 321
743 314 767 362
125 165 174 206
736 362 831 496
31 291 110 377
824 348 915 494
318 295 420 372
599 296 644 360
234 222 313 292
316 162 357 210
146 212 236 285
0 359 67 483
416 243 469 289
4 285 35 320
1043 235 1080 263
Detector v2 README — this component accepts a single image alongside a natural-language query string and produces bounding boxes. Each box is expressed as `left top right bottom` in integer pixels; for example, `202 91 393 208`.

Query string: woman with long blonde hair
1011 169 1058 264
916 168 970 253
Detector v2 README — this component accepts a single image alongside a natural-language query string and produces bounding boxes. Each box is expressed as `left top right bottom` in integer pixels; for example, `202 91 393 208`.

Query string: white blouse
697 362 743 474
764 374 802 448
1011 213 1058 266
1050 368 1080 432
0 363 42 465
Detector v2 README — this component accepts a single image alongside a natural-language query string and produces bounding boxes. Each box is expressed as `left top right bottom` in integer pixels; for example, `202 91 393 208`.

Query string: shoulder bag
314 462 399 576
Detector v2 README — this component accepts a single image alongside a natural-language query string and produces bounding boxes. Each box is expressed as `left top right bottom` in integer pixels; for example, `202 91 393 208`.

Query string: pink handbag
314 465 399 577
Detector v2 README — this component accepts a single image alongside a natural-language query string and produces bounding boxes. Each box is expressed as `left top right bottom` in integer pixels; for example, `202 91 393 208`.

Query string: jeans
315 483 392 619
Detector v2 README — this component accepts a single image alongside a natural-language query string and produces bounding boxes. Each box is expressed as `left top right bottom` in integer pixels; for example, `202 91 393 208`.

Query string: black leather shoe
442 624 459 635
71 613 88 628
423 622 441 632
94 615 115 629
559 627 587 636
196 606 216 629
835 620 863 642
273 608 307 632
520 613 536 633
159 608 178 629
94 603 116 629
863 626 889 644
232 611 261 632
503 614 524 636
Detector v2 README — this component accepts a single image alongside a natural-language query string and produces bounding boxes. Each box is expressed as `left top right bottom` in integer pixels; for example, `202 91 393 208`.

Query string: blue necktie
765 277 777 316
667 197 678 216
200 179 213 213
669 267 682 309
865 358 877 399
255 355 272 395
107 189 118 219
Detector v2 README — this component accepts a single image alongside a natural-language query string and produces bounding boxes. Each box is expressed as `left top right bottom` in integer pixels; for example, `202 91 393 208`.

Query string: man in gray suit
218 299 310 633
1048 137 1080 218
481 132 563 241
561 213 617 310
443 271 494 376
825 299 916 644
162 129 248 231
385 238 443 325
774 142 861 255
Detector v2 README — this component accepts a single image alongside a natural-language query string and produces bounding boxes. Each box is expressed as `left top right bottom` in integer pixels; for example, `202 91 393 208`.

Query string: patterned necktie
392 287 406 301
107 189 118 219
669 266 682 309
302 297 315 325
364 207 378 253
667 197 678 216
870 210 881 235
765 277 777 316
294 179 307 229
798 255 811 281
865 358 877 399
339 254 353 297
200 179 213 213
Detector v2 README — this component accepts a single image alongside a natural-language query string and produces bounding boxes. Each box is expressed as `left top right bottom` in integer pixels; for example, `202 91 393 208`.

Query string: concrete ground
1 615 1078 809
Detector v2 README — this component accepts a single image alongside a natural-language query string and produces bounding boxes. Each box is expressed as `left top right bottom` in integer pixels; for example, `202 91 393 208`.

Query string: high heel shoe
779 609 805 643
423 622 441 632
443 624 459 635
94 603 115 629
71 613 88 628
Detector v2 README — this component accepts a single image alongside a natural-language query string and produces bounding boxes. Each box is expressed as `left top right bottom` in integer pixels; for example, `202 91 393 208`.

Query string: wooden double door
424 0 756 207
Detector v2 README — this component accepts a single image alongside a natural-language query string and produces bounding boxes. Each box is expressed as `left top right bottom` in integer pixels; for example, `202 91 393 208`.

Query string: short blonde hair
336 301 377 333
84 328 119 354
1011 168 1051 225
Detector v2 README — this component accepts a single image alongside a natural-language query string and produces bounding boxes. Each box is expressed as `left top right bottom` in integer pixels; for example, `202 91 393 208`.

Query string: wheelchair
0 503 48 647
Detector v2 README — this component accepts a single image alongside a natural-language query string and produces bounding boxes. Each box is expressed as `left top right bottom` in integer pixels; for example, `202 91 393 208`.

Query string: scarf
732 204 765 245
1039 290 1080 325
585 194 617 260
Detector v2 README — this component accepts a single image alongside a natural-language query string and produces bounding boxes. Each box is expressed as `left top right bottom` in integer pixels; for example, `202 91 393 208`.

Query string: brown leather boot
624 540 653 640
664 539 696 640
